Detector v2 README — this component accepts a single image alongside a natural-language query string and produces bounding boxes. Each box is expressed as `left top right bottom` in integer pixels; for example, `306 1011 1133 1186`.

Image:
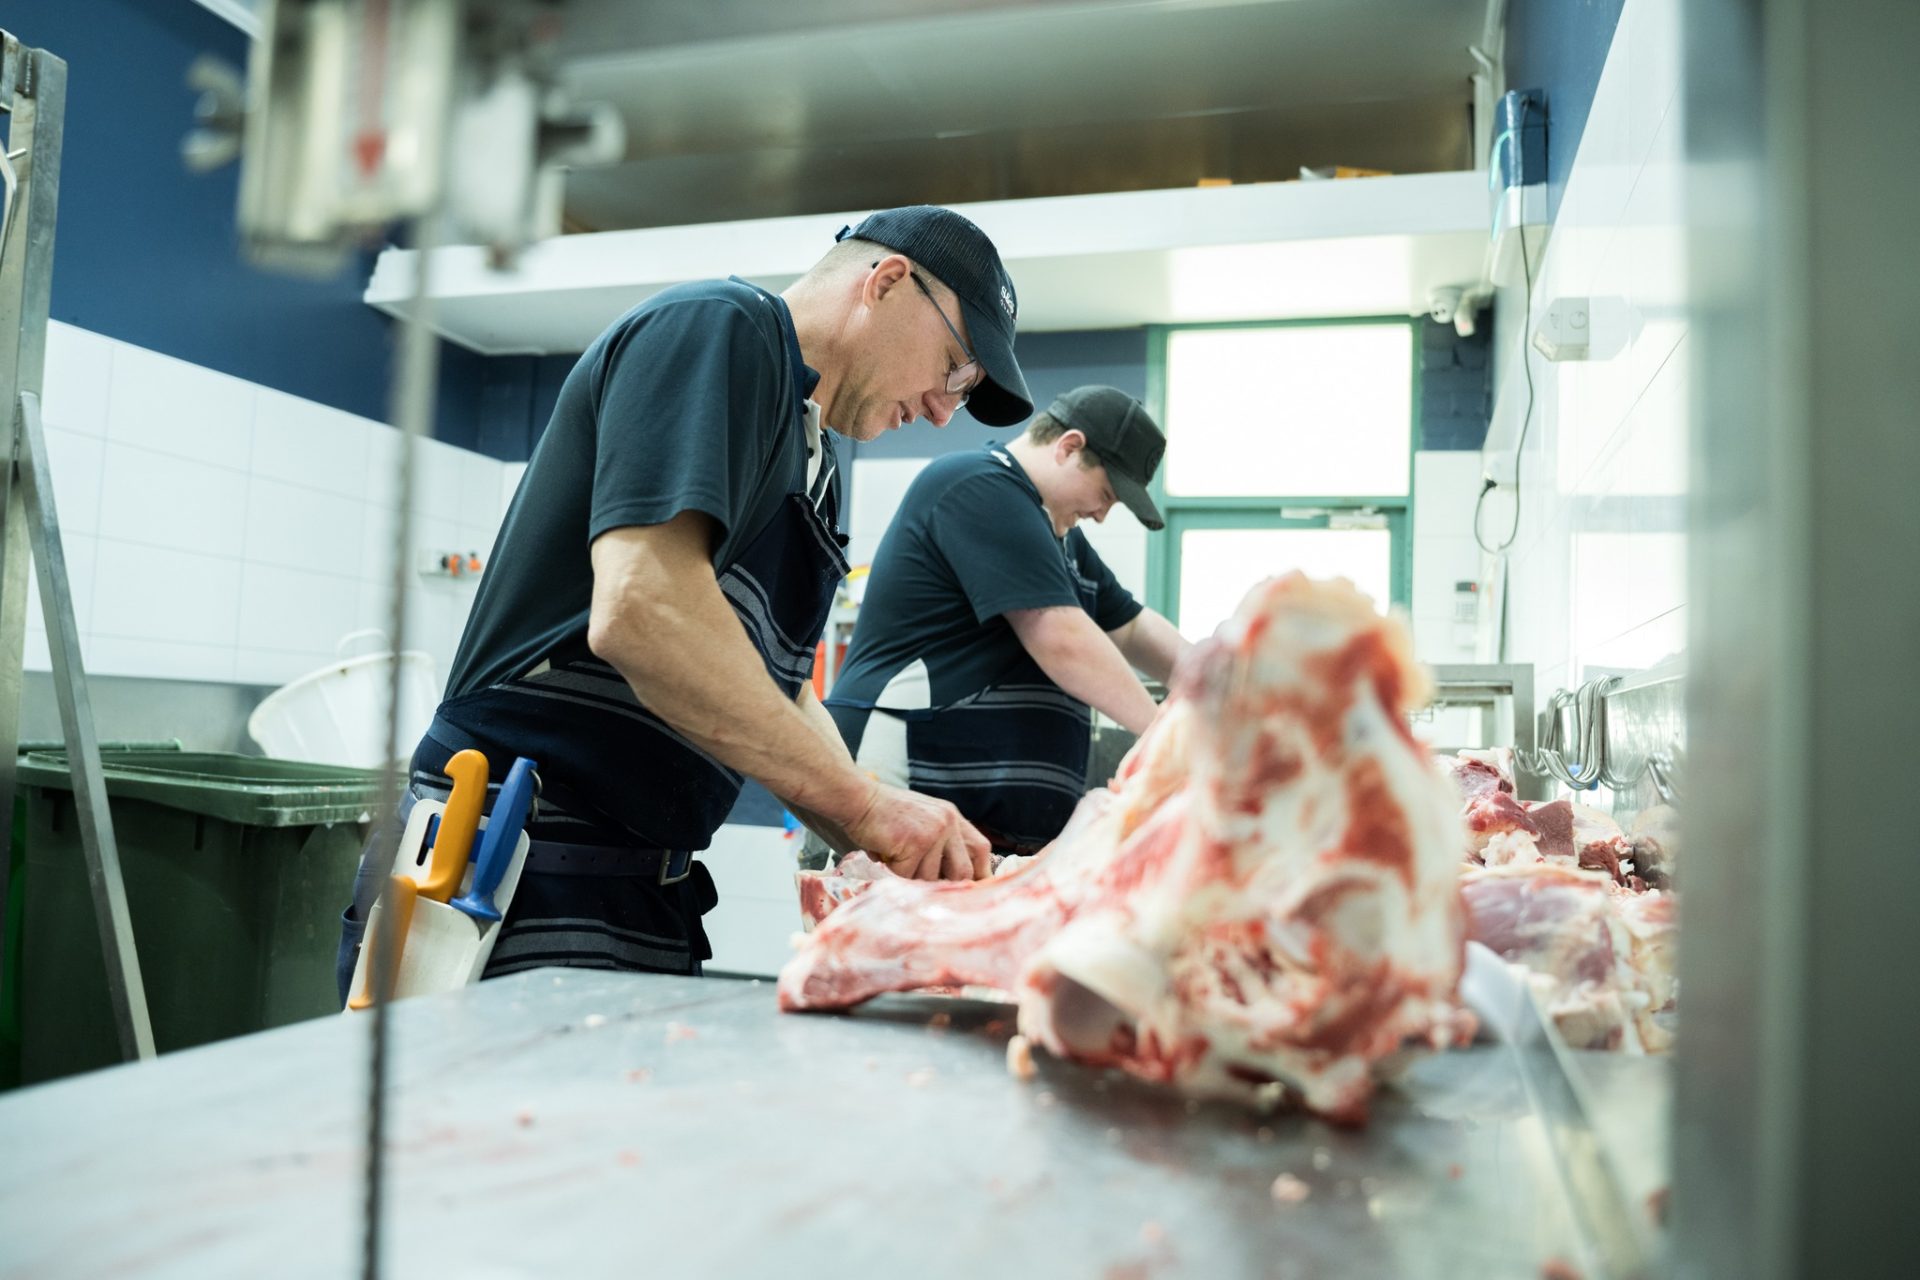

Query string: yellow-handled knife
420 749 489 902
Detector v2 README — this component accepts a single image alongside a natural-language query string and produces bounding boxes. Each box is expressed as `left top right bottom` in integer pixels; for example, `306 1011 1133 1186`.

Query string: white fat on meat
1461 863 1674 1053
1443 747 1517 800
1613 889 1678 1049
779 573 1475 1122
1439 749 1680 1051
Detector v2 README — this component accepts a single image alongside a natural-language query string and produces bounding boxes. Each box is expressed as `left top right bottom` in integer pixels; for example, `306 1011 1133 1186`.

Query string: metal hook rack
1516 666 1685 800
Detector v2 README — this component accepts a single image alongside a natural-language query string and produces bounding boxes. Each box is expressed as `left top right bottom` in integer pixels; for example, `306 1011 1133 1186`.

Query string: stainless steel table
0 971 1664 1279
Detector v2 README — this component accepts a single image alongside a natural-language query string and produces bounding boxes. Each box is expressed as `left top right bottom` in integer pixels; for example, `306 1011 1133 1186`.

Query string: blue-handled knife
451 756 538 923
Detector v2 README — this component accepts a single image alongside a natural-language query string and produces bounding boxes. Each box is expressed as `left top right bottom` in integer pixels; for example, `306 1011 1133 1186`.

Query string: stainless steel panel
545 0 1482 230
0 970 1669 1278
1428 663 1542 798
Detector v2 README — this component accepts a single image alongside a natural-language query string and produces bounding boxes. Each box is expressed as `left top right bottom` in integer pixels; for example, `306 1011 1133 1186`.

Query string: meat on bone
1460 863 1674 1052
779 574 1475 1122
1440 749 1678 1052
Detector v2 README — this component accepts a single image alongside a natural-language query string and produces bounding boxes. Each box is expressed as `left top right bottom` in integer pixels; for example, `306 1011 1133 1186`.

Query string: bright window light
1164 325 1412 497
1175 527 1393 640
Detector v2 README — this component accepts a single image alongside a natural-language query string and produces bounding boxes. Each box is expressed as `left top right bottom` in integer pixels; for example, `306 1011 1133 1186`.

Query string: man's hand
841 779 991 882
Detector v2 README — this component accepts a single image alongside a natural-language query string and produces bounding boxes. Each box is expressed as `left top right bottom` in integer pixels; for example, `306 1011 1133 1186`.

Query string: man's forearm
1008 606 1159 734
1114 608 1191 684
785 686 860 854
590 526 869 823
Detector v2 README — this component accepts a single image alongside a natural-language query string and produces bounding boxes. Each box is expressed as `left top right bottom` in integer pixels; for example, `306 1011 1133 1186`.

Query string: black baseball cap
1047 386 1167 531
836 206 1033 427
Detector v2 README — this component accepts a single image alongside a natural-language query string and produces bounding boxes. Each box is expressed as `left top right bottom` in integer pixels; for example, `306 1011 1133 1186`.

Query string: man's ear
1057 429 1088 466
863 254 913 306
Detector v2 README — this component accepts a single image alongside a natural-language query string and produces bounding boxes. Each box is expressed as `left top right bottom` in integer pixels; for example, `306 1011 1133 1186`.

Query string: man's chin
823 418 874 441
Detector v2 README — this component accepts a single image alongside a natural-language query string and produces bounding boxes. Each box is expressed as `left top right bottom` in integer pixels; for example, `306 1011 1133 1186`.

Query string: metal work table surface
0 971 1665 1279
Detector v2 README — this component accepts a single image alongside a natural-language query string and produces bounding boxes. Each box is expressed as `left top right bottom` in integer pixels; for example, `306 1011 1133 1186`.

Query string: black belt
422 715 693 886
524 839 694 886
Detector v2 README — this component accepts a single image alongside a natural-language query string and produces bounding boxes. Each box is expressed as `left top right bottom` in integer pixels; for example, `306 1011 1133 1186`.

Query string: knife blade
347 874 419 1011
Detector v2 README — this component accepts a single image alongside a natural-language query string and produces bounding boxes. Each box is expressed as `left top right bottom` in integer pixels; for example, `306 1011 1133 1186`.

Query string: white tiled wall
1409 451 1487 666
1480 0 1689 697
28 321 513 690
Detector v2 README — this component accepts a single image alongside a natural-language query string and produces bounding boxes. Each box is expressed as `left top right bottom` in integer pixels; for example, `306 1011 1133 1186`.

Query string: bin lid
16 739 182 757
17 750 383 828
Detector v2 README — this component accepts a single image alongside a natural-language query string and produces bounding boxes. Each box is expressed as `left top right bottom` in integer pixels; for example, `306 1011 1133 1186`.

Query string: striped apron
829 546 1102 857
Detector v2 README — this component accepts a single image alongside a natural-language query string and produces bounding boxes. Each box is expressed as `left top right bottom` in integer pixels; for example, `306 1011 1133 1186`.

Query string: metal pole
0 33 40 1029
359 211 440 1280
0 35 152 1060
19 390 153 1059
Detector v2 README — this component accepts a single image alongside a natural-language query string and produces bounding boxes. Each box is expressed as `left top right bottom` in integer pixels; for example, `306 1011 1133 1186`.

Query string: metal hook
1517 677 1618 791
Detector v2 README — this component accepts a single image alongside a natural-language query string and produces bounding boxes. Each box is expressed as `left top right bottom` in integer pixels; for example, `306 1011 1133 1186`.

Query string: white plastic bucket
248 631 440 768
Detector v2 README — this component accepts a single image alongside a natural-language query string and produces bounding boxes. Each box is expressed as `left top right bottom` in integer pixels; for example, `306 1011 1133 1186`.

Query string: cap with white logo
836 206 1033 427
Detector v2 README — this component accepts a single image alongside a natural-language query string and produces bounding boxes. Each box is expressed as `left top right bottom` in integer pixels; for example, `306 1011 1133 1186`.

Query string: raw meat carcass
1445 749 1541 862
1570 801 1635 882
1613 889 1678 1044
1461 864 1674 1052
1437 746 1679 1051
1627 804 1680 890
796 851 1015 932
780 574 1475 1122
1446 770 1635 886
1444 748 1517 803
796 852 897 931
1468 793 1542 861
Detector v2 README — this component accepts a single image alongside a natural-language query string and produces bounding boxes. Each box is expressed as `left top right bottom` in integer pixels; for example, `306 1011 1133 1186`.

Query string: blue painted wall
1505 0 1628 224
1419 316 1493 451
8 0 399 426
445 349 574 461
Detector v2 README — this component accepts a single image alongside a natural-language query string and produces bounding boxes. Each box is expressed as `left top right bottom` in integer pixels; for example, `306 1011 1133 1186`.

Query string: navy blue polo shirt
445 278 812 700
828 444 1142 717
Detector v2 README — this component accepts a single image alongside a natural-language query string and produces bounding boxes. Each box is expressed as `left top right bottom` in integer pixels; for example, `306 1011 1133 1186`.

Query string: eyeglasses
907 270 983 400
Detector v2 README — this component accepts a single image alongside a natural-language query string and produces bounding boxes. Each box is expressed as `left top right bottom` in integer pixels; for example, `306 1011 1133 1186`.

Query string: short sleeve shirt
445 278 809 697
827 444 1142 712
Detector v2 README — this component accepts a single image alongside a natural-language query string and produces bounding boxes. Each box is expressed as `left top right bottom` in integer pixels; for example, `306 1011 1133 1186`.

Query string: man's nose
922 390 959 427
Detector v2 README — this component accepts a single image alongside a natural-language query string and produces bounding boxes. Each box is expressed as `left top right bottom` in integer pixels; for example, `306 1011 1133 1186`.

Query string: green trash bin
16 750 381 1085
2 741 184 1092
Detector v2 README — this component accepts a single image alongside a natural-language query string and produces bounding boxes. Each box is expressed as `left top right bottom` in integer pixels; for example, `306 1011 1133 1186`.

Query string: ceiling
547 0 1487 231
367 173 1492 353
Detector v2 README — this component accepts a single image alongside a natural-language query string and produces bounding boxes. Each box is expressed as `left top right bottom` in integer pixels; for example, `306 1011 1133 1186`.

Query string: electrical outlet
418 549 485 579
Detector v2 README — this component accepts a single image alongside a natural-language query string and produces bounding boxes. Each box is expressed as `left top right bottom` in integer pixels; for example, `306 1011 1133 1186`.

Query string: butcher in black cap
334 207 1029 999
818 386 1191 862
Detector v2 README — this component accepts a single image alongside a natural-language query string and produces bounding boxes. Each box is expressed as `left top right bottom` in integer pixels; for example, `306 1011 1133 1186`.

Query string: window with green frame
1144 318 1418 639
